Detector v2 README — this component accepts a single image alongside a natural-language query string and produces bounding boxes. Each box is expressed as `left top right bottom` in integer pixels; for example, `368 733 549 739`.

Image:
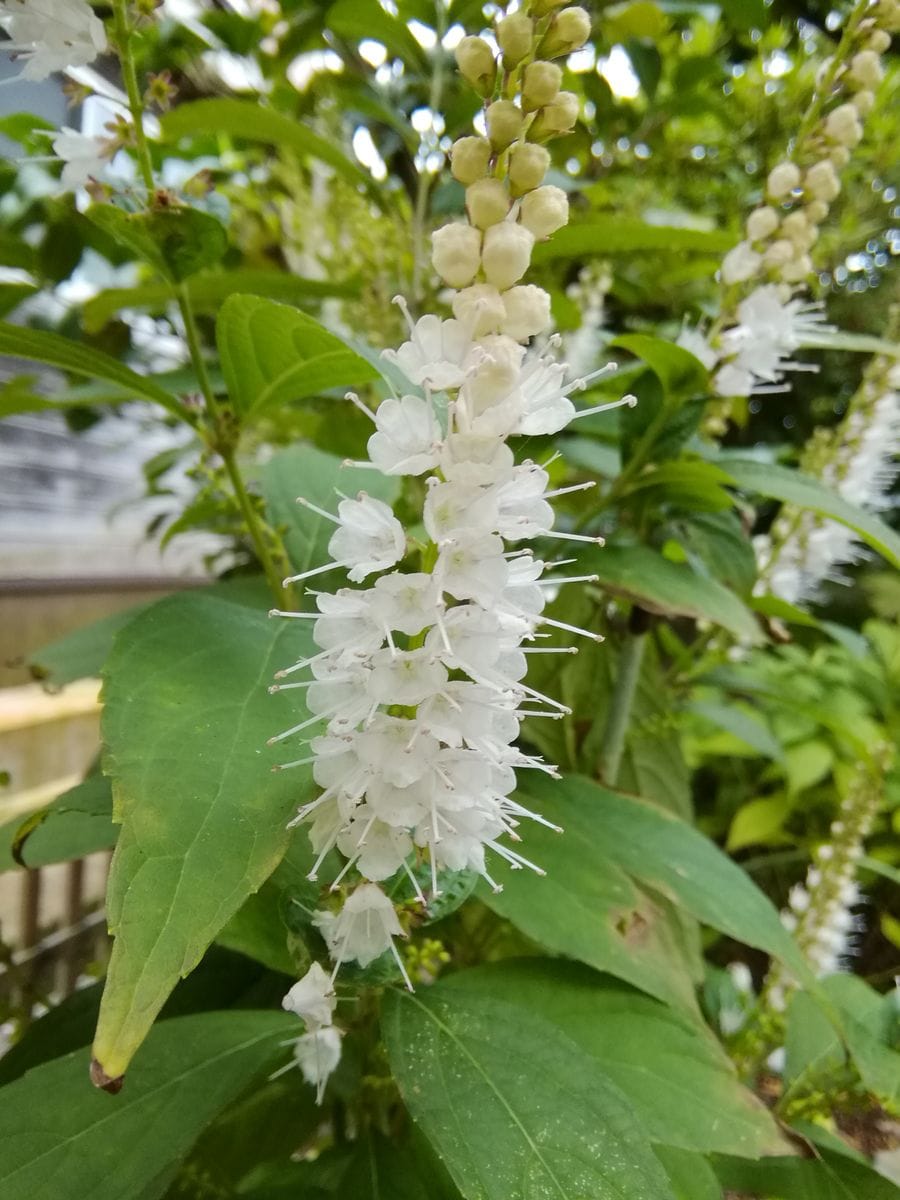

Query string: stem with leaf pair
111 0 295 609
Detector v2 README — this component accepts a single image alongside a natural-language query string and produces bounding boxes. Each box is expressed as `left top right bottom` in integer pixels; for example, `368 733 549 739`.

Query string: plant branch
597 617 648 787
112 0 156 194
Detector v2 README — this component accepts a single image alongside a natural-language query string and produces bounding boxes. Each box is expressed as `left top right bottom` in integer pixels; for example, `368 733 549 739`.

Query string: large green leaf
487 775 807 985
583 544 761 641
161 99 379 200
712 1149 900 1200
28 603 147 687
532 219 734 263
216 294 381 418
654 1148 722 1200
0 322 183 416
327 0 429 71
82 269 358 333
723 458 900 569
611 333 709 395
0 1009 295 1200
430 961 784 1157
259 443 401 580
92 589 317 1081
383 983 677 1200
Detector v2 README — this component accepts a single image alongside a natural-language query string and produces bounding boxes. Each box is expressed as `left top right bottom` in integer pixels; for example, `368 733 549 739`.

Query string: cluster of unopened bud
441 5 589 341
721 10 891 293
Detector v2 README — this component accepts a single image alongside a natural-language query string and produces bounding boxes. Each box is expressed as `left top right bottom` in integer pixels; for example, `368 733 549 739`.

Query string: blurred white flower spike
0 0 107 80
268 5 625 988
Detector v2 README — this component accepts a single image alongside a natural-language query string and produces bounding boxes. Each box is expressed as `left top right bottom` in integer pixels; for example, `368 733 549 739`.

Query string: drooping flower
281 961 336 1031
51 127 114 191
0 0 107 80
289 1027 342 1103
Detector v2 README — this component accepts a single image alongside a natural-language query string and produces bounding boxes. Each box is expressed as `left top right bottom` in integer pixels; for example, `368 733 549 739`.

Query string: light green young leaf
161 98 381 201
92 589 316 1081
0 1010 295 1200
584 544 761 641
435 961 785 1157
687 701 784 761
532 219 734 263
723 458 900 569
0 323 183 417
216 294 381 418
383 983 677 1200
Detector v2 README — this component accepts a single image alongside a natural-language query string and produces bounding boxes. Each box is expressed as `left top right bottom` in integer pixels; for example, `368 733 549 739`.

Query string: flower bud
450 135 492 184
829 145 851 168
486 100 525 150
867 29 891 53
852 89 876 115
539 7 592 58
452 283 505 336
466 178 511 229
804 159 841 201
500 284 551 340
824 102 863 146
431 223 481 288
766 161 801 199
481 221 535 289
522 61 562 111
780 252 813 283
529 90 579 139
520 184 569 238
455 35 497 97
849 49 884 89
780 210 809 242
508 142 551 196
763 239 794 269
745 206 779 241
496 12 533 67
805 200 829 223
721 240 761 284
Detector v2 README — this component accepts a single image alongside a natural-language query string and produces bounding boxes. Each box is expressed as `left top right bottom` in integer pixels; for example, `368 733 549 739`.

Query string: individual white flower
1 0 106 80
51 127 111 191
367 395 441 476
370 571 441 636
452 284 506 337
290 1026 342 1103
337 805 413 880
314 882 406 970
366 647 448 707
676 327 718 371
282 962 336 1030
435 532 509 604
382 304 474 390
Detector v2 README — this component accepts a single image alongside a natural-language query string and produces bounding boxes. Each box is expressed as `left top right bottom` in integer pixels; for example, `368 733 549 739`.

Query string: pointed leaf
92 589 316 1081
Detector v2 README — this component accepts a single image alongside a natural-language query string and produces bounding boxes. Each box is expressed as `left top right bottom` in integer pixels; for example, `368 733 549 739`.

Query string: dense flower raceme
757 355 900 605
0 0 106 80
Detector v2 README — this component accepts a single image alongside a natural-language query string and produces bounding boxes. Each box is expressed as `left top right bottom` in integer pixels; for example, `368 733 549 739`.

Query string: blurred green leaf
85 205 228 282
0 773 114 872
533 219 734 263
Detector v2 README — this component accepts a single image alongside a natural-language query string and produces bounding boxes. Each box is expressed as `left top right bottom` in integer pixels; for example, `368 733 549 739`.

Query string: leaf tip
90 1058 125 1094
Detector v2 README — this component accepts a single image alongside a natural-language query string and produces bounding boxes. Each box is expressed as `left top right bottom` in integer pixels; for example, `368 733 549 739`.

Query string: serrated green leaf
86 205 227 281
383 982 677 1200
723 458 900 570
0 322 183 416
216 294 380 418
611 333 709 395
92 589 317 1080
0 1010 295 1200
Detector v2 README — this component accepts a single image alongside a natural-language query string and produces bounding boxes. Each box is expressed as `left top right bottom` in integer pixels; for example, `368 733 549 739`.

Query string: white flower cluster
270 2 632 991
678 284 830 400
758 357 900 605
0 0 106 80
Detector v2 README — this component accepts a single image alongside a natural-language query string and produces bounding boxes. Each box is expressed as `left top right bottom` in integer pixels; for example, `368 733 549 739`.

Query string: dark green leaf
0 1010 295 1200
654 1147 722 1200
217 294 380 418
0 773 114 871
383 983 677 1200
92 589 316 1080
712 1149 900 1200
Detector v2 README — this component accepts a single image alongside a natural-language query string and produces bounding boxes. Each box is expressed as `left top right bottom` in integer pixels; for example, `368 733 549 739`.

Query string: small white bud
519 184 569 238
721 240 761 284
481 221 535 289
455 35 497 96
824 102 863 146
767 161 801 199
779 252 813 283
522 60 562 111
867 29 891 53
508 142 551 196
805 159 841 201
781 209 810 244
852 89 876 116
450 136 491 185
452 283 506 336
539 6 592 58
763 238 795 269
829 144 852 168
530 90 579 139
466 178 511 229
805 199 829 223
496 12 533 66
486 100 525 150
746 206 779 241
431 223 481 289
849 49 884 90
500 284 551 340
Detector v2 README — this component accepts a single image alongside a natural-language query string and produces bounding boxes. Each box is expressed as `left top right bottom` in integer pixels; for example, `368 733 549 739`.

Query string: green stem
597 627 647 786
177 285 294 609
112 0 155 194
792 0 871 154
411 7 446 303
